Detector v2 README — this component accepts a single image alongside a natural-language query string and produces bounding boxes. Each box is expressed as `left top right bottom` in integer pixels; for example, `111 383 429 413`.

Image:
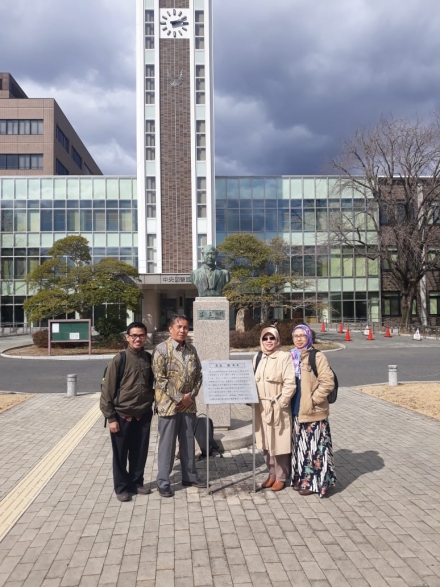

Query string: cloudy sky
2 0 440 176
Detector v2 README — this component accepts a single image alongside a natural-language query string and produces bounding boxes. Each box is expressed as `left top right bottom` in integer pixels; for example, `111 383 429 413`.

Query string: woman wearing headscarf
253 327 295 491
290 324 336 497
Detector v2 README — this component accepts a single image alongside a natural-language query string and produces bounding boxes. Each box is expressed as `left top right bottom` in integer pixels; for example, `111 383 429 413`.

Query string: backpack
101 351 126 427
308 348 338 404
253 350 263 373
193 414 222 458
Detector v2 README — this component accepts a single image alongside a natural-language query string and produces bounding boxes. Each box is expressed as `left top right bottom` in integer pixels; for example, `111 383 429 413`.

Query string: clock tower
135 0 215 289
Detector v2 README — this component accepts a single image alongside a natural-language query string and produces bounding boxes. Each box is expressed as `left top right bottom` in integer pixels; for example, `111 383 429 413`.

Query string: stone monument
192 245 231 429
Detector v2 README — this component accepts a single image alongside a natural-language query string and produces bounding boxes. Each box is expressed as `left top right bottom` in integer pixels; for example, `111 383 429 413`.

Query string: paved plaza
0 336 439 586
0 388 439 586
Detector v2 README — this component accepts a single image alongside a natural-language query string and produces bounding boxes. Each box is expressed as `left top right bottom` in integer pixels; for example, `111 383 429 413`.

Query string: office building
0 73 102 177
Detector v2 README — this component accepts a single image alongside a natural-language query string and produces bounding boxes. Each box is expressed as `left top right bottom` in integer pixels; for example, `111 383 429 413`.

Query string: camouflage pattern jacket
152 337 202 417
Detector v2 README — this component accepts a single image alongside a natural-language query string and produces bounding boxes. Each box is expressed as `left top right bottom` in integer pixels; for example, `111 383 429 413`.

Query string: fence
0 323 35 337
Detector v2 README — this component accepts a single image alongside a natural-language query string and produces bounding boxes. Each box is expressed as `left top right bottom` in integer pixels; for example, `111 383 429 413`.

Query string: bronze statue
191 245 230 297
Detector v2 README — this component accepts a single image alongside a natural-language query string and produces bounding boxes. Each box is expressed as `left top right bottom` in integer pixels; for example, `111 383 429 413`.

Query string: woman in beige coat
253 327 296 491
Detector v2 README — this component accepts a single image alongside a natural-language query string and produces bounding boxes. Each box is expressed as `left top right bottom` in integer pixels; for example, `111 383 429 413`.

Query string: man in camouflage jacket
152 314 205 497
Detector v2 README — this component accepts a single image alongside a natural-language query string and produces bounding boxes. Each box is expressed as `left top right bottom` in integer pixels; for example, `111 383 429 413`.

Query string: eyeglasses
293 334 307 339
262 336 276 341
128 334 146 339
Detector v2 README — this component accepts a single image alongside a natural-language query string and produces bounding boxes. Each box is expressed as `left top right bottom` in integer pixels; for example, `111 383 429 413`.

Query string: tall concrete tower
135 0 215 328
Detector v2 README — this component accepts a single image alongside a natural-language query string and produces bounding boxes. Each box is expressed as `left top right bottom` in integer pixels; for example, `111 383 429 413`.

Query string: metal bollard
67 374 78 397
388 365 398 387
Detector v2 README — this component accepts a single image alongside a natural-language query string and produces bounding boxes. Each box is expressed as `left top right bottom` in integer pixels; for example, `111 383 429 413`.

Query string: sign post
201 360 259 493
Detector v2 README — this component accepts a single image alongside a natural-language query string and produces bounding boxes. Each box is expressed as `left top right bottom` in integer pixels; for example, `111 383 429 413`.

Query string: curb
1 350 116 360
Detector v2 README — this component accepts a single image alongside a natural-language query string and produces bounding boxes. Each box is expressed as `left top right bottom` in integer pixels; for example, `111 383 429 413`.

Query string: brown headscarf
259 326 281 354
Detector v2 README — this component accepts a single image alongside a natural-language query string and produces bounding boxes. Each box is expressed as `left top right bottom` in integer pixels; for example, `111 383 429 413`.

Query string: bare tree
330 115 440 329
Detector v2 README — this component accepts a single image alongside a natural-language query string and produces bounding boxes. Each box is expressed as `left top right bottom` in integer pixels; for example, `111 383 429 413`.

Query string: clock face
160 8 191 39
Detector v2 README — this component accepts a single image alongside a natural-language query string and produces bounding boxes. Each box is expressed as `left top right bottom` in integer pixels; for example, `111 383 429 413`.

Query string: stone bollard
67 374 78 397
388 365 398 387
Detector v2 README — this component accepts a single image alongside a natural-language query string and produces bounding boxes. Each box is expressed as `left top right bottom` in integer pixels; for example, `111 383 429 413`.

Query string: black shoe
136 485 151 495
182 480 207 488
158 488 174 498
116 492 132 502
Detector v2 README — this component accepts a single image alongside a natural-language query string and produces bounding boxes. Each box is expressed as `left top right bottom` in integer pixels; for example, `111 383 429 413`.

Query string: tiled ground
0 395 100 500
0 388 439 587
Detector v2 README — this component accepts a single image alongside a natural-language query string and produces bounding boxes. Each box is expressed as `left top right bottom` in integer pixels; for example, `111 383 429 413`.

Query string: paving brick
0 391 439 587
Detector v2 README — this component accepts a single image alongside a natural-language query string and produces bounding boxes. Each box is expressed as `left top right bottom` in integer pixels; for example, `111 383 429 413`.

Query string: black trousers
110 410 153 495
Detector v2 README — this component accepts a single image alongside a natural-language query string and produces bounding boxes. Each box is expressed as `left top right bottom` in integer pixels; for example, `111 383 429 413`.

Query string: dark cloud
2 0 440 175
214 0 440 174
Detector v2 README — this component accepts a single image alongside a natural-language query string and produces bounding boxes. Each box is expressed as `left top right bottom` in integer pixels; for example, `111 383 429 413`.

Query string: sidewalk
0 385 439 587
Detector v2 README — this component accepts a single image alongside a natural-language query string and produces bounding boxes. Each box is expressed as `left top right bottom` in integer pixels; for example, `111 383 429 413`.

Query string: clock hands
170 18 189 29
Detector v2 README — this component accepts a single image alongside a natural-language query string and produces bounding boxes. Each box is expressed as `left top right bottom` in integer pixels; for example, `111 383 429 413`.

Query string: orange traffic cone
345 328 352 342
367 328 374 340
338 323 344 334
321 322 326 332
385 326 391 338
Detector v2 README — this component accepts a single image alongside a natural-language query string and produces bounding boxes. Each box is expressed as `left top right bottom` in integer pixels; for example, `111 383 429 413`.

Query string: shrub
230 320 316 348
95 317 127 340
32 329 48 348
229 329 261 348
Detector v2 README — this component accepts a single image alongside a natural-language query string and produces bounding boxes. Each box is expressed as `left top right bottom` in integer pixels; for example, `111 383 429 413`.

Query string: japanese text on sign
161 275 192 284
201 361 259 405
197 310 225 321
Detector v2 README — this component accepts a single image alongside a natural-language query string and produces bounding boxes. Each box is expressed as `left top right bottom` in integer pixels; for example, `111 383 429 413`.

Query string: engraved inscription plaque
197 310 226 321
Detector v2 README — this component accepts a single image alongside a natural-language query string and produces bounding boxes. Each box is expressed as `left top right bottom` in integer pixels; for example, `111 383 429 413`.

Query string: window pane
93 211 106 231
120 210 132 231
54 210 66 231
355 257 366 277
14 211 26 231
343 256 353 277
40 210 53 231
14 258 26 278
304 255 315 276
291 209 302 231
27 258 39 273
1 259 13 278
26 210 39 231
317 255 328 277
316 210 328 230
80 210 92 231
330 255 341 277
106 210 119 231
67 210 79 231
303 210 315 231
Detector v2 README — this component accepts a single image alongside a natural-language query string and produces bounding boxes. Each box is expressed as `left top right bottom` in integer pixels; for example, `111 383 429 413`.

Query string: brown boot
261 477 276 489
271 481 285 492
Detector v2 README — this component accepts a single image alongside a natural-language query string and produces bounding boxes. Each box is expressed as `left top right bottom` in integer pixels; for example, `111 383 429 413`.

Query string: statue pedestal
193 297 231 429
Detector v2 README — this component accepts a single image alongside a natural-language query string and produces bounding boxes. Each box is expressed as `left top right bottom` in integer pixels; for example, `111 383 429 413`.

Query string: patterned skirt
291 417 336 497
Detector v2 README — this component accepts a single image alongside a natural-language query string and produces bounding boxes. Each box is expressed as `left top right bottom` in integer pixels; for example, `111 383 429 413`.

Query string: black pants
110 410 153 495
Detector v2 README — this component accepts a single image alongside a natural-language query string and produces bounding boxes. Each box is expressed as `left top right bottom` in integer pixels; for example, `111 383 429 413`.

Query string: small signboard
48 319 92 356
202 360 259 494
201 360 259 405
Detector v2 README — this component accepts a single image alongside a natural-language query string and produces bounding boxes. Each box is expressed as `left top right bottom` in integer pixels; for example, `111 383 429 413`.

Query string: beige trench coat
253 350 296 456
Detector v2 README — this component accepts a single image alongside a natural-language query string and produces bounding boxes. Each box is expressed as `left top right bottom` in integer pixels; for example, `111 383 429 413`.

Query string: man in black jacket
100 322 154 502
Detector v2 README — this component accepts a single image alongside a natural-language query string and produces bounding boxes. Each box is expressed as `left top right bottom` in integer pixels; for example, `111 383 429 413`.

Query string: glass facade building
215 176 380 324
0 176 138 324
0 174 382 326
